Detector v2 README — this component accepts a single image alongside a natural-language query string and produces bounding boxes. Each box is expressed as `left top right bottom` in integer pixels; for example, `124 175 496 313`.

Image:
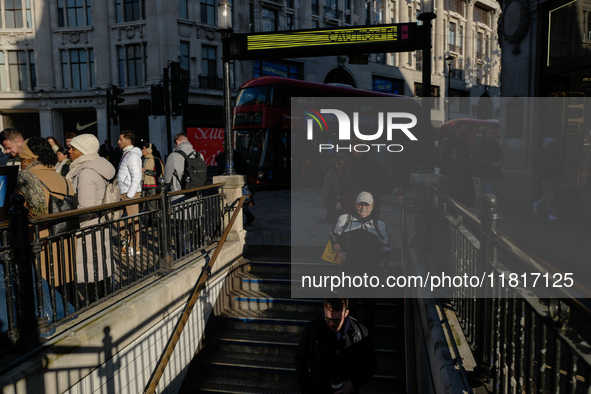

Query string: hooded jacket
164 141 204 192
117 146 143 197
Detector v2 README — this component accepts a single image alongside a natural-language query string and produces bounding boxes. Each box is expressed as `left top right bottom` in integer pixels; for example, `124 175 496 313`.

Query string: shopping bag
321 241 341 265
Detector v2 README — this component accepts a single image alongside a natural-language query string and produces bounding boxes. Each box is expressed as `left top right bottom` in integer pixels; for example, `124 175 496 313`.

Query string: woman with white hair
66 134 117 301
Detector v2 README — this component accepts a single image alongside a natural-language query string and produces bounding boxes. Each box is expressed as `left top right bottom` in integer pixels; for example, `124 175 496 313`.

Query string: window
448 22 456 51
414 83 440 109
8 50 29 91
444 0 464 16
449 89 469 113
5 0 23 28
473 5 489 25
117 44 147 86
116 0 145 23
202 45 216 79
0 53 6 91
254 60 301 79
200 0 214 24
372 76 403 95
415 50 422 71
61 49 94 90
325 0 338 19
180 41 190 73
286 13 294 30
249 3 254 32
477 32 483 58
311 0 318 15
262 7 277 32
58 0 92 27
179 0 188 19
477 63 483 84
374 0 382 24
346 0 352 23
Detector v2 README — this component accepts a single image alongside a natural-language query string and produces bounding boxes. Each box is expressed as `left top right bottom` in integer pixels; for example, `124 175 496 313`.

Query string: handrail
143 194 249 394
423 182 591 302
28 183 225 224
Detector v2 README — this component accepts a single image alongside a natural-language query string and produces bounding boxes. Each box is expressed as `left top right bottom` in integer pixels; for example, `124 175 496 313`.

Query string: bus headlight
257 171 265 179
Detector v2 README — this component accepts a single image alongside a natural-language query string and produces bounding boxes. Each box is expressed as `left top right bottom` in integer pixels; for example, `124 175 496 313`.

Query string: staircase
180 255 406 394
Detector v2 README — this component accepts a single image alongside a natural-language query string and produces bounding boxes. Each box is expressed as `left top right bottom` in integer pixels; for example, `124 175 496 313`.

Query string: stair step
191 376 300 394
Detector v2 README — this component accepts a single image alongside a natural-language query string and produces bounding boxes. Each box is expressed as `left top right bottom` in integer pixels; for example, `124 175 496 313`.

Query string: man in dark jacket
440 122 475 207
295 296 377 394
473 126 504 196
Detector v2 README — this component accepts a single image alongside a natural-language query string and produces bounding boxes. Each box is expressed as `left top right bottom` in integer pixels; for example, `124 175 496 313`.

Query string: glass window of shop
548 0 591 66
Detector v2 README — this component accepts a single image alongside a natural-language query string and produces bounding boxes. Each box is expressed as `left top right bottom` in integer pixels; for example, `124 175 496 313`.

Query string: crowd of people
0 128 230 326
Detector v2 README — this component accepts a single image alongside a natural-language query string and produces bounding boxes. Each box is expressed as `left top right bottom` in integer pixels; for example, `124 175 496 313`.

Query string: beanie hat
70 134 100 155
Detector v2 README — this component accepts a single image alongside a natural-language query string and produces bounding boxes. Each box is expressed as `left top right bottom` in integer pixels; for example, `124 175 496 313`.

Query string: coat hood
174 141 195 155
78 157 116 180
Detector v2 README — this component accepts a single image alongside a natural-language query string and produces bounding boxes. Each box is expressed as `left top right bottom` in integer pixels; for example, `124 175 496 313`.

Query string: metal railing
419 183 591 393
1 182 225 350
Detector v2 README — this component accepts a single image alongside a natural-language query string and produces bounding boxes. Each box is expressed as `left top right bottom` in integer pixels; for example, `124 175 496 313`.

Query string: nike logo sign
76 121 97 131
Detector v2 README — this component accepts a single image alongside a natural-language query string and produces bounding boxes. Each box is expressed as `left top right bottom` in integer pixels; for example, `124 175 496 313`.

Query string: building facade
499 0 590 200
0 0 500 157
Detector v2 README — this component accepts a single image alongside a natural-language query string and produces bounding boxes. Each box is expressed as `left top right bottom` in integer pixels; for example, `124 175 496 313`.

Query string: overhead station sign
224 23 424 60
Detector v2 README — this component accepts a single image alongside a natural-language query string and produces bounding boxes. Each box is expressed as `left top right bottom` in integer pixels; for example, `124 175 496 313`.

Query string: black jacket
295 315 377 394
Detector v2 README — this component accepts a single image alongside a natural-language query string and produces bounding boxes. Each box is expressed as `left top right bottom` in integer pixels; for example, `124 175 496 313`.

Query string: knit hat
70 134 100 155
356 191 374 205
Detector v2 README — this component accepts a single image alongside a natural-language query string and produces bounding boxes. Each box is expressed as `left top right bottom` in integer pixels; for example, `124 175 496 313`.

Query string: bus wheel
306 167 325 187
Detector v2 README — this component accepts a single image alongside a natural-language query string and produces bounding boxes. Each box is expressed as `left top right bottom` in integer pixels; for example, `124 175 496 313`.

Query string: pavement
243 186 590 283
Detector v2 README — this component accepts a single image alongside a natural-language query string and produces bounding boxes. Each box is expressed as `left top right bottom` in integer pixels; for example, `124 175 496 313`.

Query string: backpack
174 150 207 190
99 178 122 223
37 177 80 236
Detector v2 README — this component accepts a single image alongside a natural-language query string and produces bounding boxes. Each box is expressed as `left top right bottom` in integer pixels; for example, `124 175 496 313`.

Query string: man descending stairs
180 258 406 394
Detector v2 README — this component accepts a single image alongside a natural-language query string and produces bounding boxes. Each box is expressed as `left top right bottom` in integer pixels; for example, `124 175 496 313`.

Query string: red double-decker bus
233 76 416 186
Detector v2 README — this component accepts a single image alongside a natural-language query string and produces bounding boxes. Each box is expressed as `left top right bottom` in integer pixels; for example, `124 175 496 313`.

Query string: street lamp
218 0 235 175
417 0 436 173
446 55 453 122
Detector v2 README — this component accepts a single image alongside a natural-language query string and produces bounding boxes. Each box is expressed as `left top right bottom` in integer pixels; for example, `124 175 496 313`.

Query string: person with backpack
117 131 143 256
66 134 117 300
164 132 205 200
141 142 164 213
16 137 75 319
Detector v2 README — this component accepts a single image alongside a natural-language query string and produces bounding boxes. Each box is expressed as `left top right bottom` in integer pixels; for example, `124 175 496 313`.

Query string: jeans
480 178 497 196
536 182 557 214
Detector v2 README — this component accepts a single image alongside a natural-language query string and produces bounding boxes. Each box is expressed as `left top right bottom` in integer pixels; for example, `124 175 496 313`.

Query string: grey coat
164 141 204 192
69 156 117 283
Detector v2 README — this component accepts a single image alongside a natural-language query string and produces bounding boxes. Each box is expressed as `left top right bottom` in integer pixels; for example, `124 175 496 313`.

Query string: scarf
19 140 38 161
66 152 100 182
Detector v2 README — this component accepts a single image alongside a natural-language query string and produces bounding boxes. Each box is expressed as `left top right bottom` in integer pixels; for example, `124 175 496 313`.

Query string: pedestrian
336 140 405 216
15 137 75 320
141 142 164 213
164 132 204 195
330 191 390 331
117 131 143 256
55 147 71 176
473 126 504 196
295 295 377 394
66 134 117 301
64 132 77 149
440 122 475 207
99 139 114 161
46 136 63 153
533 138 565 221
323 153 346 223
0 128 24 168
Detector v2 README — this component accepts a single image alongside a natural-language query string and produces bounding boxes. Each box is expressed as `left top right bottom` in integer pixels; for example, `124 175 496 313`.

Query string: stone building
0 0 500 156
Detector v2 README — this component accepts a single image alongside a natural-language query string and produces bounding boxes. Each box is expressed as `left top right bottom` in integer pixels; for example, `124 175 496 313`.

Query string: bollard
475 193 500 383
9 194 40 349
158 178 173 271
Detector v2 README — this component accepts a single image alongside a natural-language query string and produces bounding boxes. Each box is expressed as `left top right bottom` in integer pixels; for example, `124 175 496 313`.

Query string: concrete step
199 351 299 383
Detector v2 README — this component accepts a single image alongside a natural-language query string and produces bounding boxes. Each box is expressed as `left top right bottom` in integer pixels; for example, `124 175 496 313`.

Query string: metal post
158 179 172 271
9 194 40 348
417 14 436 173
163 67 172 156
222 31 235 175
476 193 500 382
446 63 451 122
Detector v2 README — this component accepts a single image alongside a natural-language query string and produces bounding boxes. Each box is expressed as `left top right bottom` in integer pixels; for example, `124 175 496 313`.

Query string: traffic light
139 99 152 117
170 62 182 116
110 85 125 125
151 85 165 116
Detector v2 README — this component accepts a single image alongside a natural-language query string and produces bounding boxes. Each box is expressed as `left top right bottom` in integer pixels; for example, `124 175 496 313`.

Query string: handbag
321 241 341 265
37 178 80 236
